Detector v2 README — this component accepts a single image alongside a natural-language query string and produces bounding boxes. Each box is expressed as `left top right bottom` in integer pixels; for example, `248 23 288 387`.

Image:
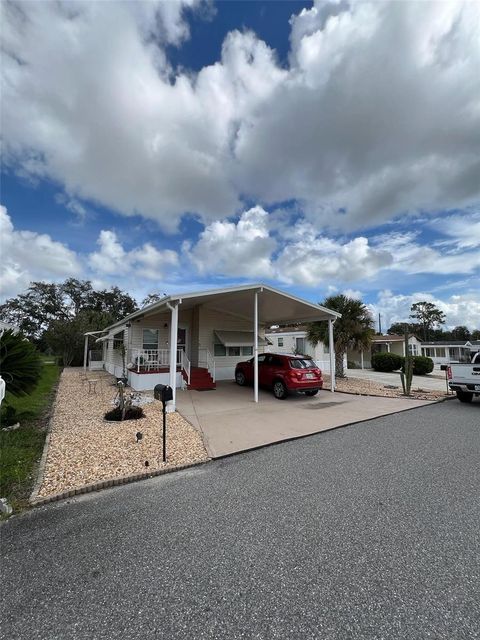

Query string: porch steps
185 366 216 391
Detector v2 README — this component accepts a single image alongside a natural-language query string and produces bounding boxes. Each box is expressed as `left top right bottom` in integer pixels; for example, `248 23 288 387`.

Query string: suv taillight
447 366 452 380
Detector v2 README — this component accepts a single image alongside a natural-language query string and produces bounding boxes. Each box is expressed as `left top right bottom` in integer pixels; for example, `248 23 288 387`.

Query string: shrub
371 352 404 372
0 330 42 396
412 355 434 375
104 406 145 421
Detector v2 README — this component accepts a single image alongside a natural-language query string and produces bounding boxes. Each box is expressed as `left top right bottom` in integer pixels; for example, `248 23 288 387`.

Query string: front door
177 326 189 363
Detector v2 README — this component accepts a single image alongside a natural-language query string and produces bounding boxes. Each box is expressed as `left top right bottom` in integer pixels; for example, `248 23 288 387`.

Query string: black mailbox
440 364 448 371
154 384 173 403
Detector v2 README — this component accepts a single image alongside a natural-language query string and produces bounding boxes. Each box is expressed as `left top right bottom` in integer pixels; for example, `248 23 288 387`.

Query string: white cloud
369 289 480 332
188 206 276 278
0 204 82 298
1 0 478 232
89 230 179 280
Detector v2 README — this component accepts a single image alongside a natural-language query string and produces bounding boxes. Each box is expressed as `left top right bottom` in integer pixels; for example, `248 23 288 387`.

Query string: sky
1 0 479 330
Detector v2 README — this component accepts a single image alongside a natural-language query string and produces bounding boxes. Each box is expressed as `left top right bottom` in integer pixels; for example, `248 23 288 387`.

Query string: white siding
199 307 266 380
265 331 335 372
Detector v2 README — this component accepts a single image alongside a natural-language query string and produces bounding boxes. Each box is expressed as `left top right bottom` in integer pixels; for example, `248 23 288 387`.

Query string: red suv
235 353 323 399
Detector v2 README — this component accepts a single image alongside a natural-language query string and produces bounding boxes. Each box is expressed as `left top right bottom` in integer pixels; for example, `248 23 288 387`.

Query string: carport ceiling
104 284 340 332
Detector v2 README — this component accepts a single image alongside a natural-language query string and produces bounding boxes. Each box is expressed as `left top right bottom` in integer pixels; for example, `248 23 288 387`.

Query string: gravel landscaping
323 374 448 401
35 369 208 499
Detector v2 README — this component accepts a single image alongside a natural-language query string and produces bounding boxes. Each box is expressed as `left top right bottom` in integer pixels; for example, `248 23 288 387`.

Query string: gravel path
36 369 208 498
323 373 448 401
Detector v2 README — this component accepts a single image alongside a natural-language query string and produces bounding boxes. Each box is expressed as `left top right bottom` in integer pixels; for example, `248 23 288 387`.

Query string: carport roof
102 284 340 332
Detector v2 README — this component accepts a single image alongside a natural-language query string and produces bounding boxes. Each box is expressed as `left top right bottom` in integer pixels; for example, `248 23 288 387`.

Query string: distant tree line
0 279 138 366
387 301 479 341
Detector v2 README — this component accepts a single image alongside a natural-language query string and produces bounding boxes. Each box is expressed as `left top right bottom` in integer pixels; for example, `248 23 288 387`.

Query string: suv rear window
289 358 316 369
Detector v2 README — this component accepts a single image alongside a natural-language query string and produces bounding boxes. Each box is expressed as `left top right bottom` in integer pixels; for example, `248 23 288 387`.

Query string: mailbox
154 384 173 403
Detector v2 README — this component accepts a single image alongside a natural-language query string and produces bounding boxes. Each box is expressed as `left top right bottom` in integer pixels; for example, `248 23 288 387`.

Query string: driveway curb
29 458 210 507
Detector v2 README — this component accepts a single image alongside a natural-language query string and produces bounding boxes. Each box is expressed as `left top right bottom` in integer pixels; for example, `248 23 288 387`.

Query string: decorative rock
0 498 13 516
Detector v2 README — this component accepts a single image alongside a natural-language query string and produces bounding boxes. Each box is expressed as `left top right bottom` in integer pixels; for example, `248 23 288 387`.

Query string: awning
214 330 269 347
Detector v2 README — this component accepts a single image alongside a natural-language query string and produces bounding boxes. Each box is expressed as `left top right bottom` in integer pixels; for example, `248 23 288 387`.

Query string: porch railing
198 348 215 382
180 350 191 385
129 348 182 372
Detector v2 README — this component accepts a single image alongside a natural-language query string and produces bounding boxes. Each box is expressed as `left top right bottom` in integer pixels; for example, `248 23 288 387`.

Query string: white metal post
83 334 89 373
168 302 178 412
328 319 335 393
254 290 259 403
360 349 364 370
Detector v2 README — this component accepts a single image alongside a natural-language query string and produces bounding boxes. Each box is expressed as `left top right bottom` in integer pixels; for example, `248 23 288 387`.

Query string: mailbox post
154 384 173 462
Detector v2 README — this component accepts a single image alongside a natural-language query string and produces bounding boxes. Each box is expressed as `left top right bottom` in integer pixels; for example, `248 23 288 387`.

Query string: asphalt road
1 400 479 640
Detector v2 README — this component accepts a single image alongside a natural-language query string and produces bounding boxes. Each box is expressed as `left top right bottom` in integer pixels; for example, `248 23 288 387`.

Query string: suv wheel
235 371 246 386
273 380 288 400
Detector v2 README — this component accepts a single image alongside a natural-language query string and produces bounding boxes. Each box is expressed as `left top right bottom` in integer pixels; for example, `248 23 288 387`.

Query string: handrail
199 347 215 382
180 350 191 384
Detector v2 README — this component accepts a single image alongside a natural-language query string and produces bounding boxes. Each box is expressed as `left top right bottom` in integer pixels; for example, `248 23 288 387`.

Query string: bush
0 330 42 397
371 352 404 372
412 355 434 375
104 406 145 421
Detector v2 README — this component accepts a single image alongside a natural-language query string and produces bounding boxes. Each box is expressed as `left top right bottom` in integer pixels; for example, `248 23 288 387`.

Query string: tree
451 325 471 341
409 301 446 341
141 292 165 308
0 330 42 397
387 322 419 336
471 329 480 340
306 295 375 378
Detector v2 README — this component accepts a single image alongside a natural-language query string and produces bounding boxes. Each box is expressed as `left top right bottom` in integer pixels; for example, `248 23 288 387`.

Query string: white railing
129 348 183 372
180 350 191 385
198 347 216 382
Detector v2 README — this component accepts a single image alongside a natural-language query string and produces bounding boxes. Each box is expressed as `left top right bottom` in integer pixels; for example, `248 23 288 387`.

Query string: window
270 356 284 367
113 330 124 350
142 329 158 351
228 346 241 356
290 358 316 369
408 344 418 356
214 343 226 356
435 348 445 358
278 337 284 347
295 337 306 354
241 346 253 356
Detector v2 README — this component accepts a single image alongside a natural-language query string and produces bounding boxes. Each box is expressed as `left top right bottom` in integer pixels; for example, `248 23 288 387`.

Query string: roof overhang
102 284 341 333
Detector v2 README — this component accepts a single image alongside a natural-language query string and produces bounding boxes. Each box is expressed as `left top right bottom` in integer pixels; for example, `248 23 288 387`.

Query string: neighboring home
470 340 480 357
420 340 473 366
348 334 423 369
265 325 345 373
87 284 340 411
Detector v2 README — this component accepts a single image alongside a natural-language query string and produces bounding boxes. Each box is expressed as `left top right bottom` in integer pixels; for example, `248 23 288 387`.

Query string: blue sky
1 0 479 329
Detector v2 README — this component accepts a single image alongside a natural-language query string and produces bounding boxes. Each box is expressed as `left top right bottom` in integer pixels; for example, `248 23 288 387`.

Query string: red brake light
447 366 452 380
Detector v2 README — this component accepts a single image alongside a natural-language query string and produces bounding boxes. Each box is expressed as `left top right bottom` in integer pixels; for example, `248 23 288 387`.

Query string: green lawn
0 361 60 512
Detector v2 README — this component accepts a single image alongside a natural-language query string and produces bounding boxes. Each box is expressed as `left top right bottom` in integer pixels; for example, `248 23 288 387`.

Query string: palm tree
0 329 42 396
307 295 375 378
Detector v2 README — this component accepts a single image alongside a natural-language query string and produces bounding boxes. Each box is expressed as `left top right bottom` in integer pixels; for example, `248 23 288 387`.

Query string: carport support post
254 290 259 403
167 301 179 413
328 319 335 392
360 349 364 370
83 334 89 373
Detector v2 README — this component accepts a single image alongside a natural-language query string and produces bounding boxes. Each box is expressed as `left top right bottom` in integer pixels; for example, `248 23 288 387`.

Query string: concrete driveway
346 368 449 392
176 381 433 457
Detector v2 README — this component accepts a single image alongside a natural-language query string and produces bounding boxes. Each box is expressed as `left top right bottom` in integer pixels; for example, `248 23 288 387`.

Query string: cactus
400 330 413 396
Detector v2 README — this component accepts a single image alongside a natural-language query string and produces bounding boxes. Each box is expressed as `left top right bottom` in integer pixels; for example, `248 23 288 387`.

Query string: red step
184 366 216 390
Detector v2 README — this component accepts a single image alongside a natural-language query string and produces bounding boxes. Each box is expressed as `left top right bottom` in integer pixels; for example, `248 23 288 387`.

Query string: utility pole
378 313 382 335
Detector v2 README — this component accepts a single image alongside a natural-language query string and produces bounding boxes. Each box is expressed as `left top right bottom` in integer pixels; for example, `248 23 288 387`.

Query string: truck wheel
273 380 288 399
456 389 473 403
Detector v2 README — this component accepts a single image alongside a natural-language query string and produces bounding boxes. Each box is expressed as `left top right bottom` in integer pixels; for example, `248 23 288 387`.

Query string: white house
348 334 423 369
86 284 340 411
265 326 345 373
420 340 473 366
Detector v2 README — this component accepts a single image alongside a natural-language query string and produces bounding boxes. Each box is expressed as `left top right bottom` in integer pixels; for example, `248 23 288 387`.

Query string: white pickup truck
447 351 480 403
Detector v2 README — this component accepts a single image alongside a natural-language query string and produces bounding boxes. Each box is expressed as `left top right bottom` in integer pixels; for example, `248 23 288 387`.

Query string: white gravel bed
37 368 208 498
323 374 448 401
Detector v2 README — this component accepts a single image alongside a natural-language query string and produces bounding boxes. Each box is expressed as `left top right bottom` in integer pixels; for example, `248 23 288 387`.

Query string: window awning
214 330 269 347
